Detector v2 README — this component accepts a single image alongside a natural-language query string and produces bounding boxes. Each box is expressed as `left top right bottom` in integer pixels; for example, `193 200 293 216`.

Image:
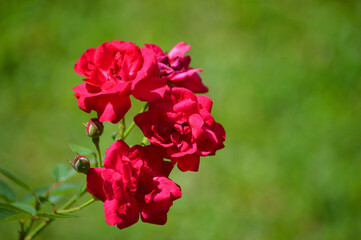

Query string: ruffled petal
103 199 139 229
168 42 191 59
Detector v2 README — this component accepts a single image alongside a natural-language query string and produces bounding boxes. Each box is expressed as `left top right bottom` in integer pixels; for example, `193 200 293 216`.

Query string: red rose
134 87 225 172
86 140 181 229
145 42 208 93
73 41 166 123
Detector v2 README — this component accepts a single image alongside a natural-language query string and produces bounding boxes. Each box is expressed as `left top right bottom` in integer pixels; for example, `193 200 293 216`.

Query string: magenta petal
168 42 191 59
86 168 106 202
189 113 205 139
104 199 139 229
169 68 202 82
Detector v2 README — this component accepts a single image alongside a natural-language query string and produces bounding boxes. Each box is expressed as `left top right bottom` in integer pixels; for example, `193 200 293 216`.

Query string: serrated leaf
0 180 17 202
37 213 77 219
69 143 95 156
0 168 33 193
52 164 76 182
0 212 31 224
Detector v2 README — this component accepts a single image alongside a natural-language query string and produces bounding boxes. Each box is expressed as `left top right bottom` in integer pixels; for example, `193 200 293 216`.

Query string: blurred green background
1 0 361 239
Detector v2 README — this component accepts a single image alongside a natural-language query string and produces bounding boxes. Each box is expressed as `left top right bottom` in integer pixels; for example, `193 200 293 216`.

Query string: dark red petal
104 140 130 171
74 48 96 77
103 199 139 229
132 76 167 102
196 95 213 113
173 154 200 172
144 44 165 57
139 201 169 225
86 168 107 202
83 94 131 124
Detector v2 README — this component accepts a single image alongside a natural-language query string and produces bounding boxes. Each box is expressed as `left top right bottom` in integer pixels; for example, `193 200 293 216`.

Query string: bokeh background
1 0 361 239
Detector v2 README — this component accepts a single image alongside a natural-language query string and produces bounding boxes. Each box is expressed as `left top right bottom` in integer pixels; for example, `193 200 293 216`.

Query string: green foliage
0 180 17 202
0 0 361 239
52 164 76 182
69 143 95 157
0 169 34 194
37 213 77 219
0 203 35 217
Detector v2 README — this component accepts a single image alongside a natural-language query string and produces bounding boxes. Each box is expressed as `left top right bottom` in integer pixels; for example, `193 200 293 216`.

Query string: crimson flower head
86 140 181 229
145 42 208 93
73 41 166 123
135 87 225 172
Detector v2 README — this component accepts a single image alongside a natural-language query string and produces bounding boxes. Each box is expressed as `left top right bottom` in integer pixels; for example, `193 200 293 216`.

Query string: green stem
92 137 102 167
123 102 149 140
141 136 148 145
25 186 89 240
19 221 25 240
56 198 96 214
120 117 126 139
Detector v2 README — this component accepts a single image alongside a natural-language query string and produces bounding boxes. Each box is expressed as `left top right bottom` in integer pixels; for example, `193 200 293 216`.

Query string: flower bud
86 118 104 138
73 155 90 174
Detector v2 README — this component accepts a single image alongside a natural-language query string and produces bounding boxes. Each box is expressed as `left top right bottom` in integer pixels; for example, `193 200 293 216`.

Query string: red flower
73 41 166 123
145 42 208 93
134 87 225 172
86 140 181 229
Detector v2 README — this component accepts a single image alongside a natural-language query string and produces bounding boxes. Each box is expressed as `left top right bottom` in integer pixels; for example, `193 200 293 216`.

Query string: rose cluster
73 41 225 229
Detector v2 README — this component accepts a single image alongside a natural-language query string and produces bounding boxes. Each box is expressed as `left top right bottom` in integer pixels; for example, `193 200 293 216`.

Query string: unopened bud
72 155 90 174
86 118 104 138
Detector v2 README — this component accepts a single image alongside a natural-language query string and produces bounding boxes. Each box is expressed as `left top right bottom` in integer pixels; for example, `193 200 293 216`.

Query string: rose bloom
73 41 166 123
145 42 208 93
86 140 181 229
135 87 225 172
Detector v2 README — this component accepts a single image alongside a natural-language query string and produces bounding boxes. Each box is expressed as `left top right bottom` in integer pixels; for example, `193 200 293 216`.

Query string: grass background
0 0 361 239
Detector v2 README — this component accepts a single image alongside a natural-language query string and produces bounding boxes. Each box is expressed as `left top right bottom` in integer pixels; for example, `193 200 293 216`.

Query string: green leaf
0 180 17 202
37 213 77 219
0 208 17 222
0 168 33 193
52 164 75 182
22 186 49 204
0 202 35 216
69 143 95 156
11 203 36 216
51 183 81 197
0 212 31 224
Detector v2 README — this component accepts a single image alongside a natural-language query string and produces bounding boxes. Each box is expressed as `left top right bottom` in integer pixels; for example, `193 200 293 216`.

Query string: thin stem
141 136 148 145
19 221 25 240
92 137 102 167
25 186 89 240
123 102 149 140
123 122 135 140
120 117 126 139
56 198 96 214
